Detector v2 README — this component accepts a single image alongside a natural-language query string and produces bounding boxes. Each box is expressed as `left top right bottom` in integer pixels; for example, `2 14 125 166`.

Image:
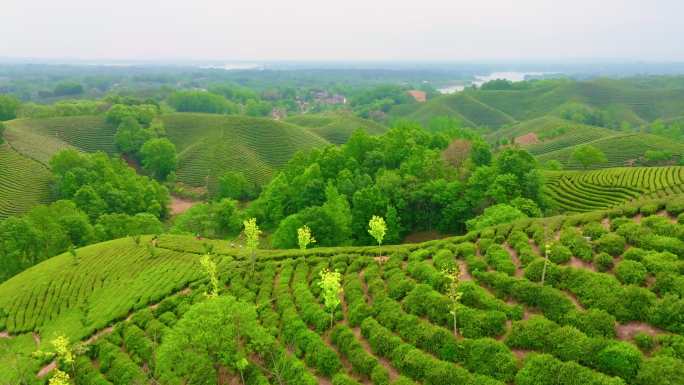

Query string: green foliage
572 145 608 169
297 225 316 250
466 204 527 231
368 215 387 246
114 117 154 155
0 94 20 121
51 149 170 220
171 199 242 238
167 91 238 114
216 171 257 201
615 260 648 285
156 296 259 384
595 233 626 256
140 138 177 180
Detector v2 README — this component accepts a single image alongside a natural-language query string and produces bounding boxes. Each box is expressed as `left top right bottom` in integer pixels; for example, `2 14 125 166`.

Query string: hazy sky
2 0 683 62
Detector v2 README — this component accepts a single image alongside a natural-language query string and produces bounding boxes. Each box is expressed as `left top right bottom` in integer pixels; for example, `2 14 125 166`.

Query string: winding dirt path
0 331 10 339
504 243 524 277
457 260 472 281
170 196 200 216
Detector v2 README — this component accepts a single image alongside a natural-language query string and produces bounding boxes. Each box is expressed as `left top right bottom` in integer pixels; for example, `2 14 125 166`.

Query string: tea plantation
546 166 684 212
3 197 684 385
0 144 53 219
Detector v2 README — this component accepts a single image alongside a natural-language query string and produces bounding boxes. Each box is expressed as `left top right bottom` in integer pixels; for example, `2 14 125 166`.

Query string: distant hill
285 111 387 144
390 92 515 128
161 113 330 189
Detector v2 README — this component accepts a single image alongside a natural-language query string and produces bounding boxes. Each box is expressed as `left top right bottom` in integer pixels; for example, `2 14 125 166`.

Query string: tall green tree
318 268 342 328
368 215 387 247
572 145 607 169
0 95 20 121
140 138 177 180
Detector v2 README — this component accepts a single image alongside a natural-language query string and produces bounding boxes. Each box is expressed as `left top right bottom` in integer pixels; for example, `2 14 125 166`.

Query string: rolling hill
3 116 117 165
2 198 684 384
285 111 387 144
161 113 330 189
489 116 616 156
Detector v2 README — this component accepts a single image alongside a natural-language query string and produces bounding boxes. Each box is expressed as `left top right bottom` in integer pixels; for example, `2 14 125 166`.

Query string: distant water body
438 71 548 94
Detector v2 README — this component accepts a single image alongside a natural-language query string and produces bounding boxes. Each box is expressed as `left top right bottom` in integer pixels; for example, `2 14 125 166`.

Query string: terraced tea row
537 133 684 169
0 145 53 219
4 116 117 164
546 167 684 212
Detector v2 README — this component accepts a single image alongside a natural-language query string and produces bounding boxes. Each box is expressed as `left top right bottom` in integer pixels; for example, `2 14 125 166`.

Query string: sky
2 0 684 62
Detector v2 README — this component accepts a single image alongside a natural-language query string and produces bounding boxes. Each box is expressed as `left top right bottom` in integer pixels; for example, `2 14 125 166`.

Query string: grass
3 199 684 383
0 144 53 219
537 133 684 169
161 113 330 188
285 111 387 144
545 166 684 212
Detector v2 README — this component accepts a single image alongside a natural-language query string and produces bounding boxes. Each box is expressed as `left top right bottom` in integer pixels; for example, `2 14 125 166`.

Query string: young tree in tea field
368 215 386 247
443 266 463 336
200 254 220 297
572 145 607 169
297 225 316 250
319 268 343 328
243 218 261 274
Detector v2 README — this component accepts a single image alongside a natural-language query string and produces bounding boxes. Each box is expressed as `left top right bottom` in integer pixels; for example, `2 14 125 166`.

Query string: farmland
537 133 684 169
3 197 684 384
3 116 117 164
0 144 53 219
545 166 684 212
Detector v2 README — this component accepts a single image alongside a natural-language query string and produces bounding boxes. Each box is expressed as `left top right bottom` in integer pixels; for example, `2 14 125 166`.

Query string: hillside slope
545 166 684 212
161 113 330 189
0 144 53 219
537 133 684 169
3 199 684 384
4 116 117 165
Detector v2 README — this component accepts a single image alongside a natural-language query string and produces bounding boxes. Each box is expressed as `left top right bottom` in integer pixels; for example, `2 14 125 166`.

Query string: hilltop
285 111 387 144
2 197 684 384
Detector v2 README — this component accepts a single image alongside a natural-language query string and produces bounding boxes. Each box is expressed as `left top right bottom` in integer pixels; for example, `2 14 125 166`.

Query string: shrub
615 260 648 285
635 356 684 385
595 233 626 256
640 202 661 216
584 222 608 240
433 249 455 270
332 373 362 385
549 243 572 264
633 332 655 352
666 197 684 216
623 248 647 262
596 342 643 381
594 252 615 272
370 365 390 385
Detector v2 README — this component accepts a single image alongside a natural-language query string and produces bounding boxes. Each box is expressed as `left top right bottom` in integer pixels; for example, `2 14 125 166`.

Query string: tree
384 205 402 244
243 218 261 274
167 91 238 114
297 225 316 250
443 266 463 336
114 116 153 155
200 254 220 297
571 145 607 169
217 171 256 201
156 296 259 385
465 204 527 231
53 82 84 96
140 138 177 180
318 268 342 327
368 215 387 246
0 95 20 121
